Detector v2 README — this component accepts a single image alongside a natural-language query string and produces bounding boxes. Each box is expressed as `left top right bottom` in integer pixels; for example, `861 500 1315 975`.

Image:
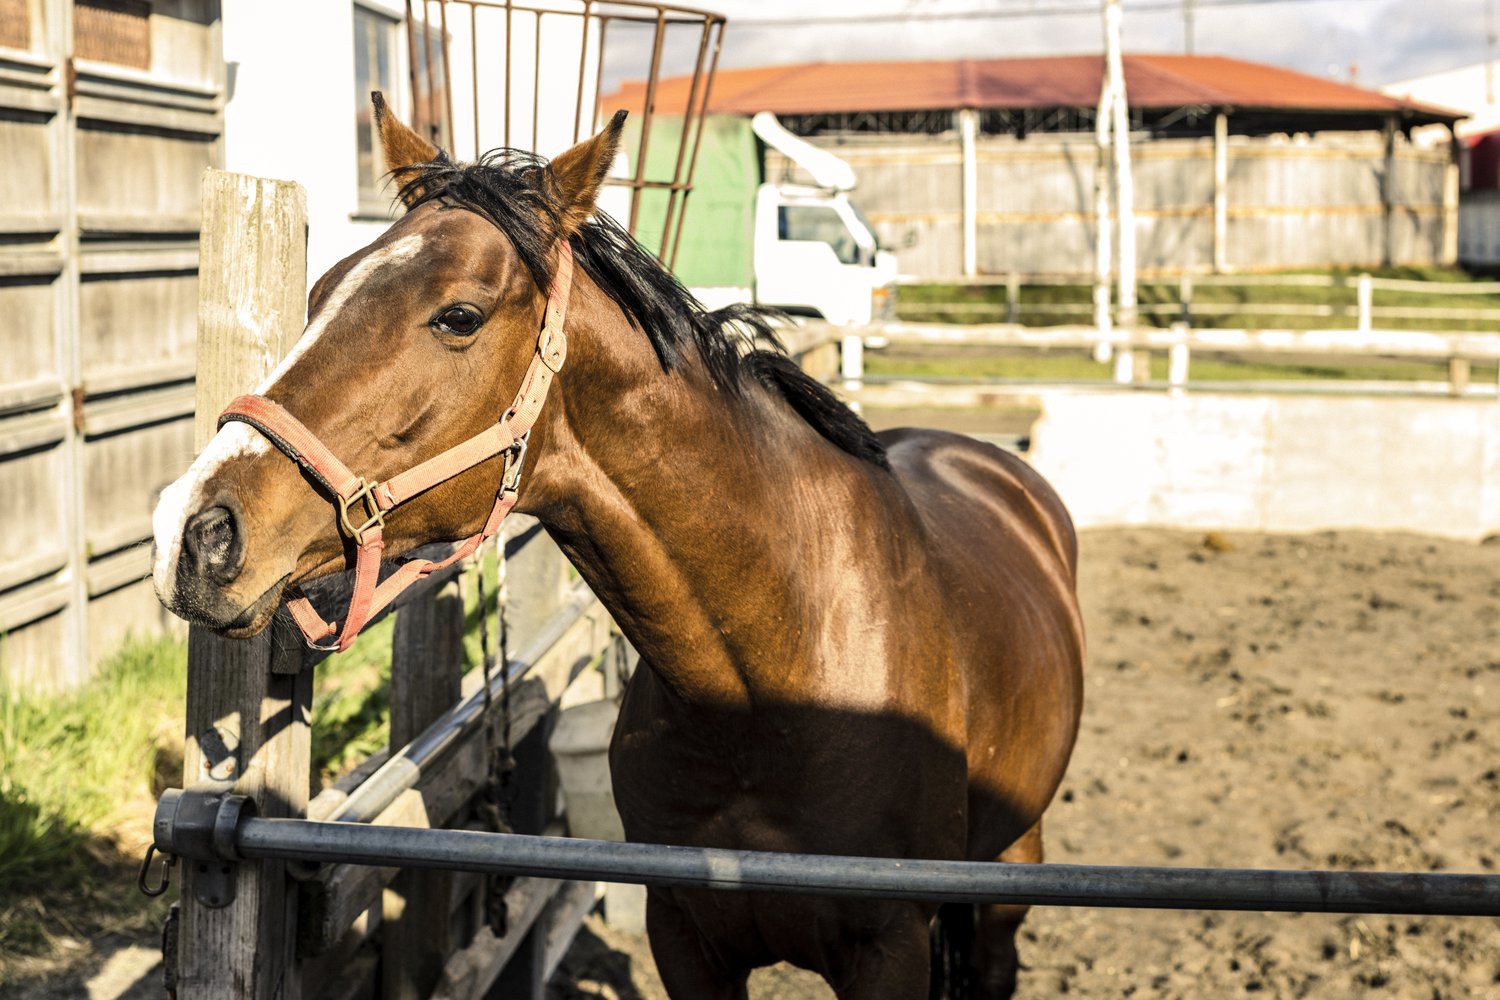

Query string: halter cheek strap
217 240 575 652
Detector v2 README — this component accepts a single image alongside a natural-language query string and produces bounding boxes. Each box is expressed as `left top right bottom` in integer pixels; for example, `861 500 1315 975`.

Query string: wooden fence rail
170 170 627 1000
833 318 1500 401
897 272 1500 333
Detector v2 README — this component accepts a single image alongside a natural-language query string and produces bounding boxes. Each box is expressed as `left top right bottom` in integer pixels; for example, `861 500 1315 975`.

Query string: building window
354 4 399 213
74 0 151 70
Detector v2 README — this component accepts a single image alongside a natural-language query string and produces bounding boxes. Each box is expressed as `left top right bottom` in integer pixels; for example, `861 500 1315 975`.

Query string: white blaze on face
150 234 426 603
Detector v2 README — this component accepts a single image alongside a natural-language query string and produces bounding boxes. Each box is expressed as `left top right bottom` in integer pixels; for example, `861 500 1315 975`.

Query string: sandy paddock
551 528 1500 999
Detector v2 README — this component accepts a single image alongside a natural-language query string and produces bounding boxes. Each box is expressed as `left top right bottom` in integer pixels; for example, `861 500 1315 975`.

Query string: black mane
402 150 888 470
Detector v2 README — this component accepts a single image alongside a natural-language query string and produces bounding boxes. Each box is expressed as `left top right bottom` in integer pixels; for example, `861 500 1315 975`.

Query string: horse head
151 95 624 641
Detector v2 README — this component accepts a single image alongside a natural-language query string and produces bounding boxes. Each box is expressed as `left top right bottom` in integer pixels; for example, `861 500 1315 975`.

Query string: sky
602 0 1490 91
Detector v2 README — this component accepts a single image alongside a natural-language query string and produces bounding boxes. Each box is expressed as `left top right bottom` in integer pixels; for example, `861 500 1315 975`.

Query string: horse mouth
221 575 291 637
173 574 290 638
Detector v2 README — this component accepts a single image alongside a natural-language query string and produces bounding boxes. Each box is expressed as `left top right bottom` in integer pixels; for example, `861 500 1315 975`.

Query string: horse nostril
183 505 243 580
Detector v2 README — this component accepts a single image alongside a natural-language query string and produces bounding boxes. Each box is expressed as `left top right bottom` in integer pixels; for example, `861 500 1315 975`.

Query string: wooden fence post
382 578 466 999
177 169 310 1000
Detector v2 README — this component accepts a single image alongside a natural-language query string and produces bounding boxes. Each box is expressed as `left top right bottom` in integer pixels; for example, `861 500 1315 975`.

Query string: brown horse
151 98 1084 998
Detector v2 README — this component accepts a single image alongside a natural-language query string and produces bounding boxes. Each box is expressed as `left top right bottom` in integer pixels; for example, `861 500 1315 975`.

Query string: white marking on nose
151 233 425 603
151 423 271 601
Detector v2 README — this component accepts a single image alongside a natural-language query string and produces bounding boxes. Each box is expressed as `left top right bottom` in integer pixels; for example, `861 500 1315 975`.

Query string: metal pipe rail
156 795 1500 916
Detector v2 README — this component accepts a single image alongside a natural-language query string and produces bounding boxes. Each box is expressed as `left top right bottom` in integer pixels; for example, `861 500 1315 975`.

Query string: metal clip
501 431 530 494
139 844 176 898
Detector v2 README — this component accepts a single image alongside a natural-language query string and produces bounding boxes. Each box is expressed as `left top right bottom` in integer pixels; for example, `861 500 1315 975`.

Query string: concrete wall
1028 391 1500 540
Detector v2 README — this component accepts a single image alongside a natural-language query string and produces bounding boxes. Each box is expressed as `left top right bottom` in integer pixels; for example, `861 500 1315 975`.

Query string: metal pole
628 9 668 236
226 820 1500 917
667 17 724 272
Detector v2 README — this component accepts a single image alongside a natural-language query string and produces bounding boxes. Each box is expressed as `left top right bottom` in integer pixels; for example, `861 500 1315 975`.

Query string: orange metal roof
604 54 1463 124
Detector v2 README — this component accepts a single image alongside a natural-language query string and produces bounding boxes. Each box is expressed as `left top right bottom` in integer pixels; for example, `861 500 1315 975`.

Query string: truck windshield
778 205 858 265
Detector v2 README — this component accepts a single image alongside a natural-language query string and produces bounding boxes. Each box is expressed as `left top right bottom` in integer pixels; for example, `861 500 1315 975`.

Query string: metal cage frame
405 0 726 269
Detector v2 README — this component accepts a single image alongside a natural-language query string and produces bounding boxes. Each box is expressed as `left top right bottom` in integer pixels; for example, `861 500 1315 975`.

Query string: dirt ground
548 528 1500 1000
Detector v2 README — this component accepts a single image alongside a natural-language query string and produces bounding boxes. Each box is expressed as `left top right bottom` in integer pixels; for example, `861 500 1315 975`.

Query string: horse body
150 101 1083 999
547 351 1084 994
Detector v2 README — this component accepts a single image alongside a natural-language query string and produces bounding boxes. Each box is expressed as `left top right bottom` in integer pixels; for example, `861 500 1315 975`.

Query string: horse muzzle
153 492 287 637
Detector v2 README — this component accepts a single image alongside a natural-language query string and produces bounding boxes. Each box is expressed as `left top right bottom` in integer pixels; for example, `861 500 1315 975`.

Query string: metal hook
138 844 176 898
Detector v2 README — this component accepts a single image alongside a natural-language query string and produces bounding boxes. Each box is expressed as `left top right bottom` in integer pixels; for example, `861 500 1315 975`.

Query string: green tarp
618 114 760 289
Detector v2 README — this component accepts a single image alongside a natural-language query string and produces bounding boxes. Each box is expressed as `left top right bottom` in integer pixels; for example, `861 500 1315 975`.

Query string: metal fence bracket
153 786 258 908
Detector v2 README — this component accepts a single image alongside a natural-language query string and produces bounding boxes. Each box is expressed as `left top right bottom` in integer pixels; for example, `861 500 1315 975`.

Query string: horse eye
433 304 483 336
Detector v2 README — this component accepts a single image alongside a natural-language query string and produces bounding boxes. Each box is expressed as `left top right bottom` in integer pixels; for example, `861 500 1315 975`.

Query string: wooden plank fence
840 320 1500 401
166 170 627 999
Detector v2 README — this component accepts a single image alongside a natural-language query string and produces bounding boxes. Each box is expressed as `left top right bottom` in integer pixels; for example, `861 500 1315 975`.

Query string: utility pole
1184 0 1196 55
1101 0 1139 382
1488 0 1496 105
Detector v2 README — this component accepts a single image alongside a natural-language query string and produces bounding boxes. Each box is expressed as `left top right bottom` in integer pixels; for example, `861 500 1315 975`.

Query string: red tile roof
605 54 1463 124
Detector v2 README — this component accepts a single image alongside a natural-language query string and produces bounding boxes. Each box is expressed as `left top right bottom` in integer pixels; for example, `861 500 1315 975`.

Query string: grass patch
0 636 186 972
864 344 1500 386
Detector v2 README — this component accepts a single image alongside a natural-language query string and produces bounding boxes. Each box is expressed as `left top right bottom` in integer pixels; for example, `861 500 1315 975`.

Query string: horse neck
529 299 884 708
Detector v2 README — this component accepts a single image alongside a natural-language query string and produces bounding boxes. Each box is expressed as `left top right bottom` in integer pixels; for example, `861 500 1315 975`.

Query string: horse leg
646 889 750 1000
973 820 1044 999
828 904 932 1000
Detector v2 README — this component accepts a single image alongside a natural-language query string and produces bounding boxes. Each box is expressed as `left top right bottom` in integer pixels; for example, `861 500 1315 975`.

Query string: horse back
881 427 1086 857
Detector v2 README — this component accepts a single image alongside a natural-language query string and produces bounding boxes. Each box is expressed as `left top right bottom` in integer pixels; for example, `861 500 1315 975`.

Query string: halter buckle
337 478 386 545
501 432 530 495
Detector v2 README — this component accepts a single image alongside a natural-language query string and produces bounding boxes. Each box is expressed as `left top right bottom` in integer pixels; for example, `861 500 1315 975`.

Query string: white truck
743 112 898 326
611 111 898 326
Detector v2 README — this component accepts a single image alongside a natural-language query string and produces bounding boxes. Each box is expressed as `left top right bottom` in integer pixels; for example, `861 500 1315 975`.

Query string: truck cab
749 113 897 326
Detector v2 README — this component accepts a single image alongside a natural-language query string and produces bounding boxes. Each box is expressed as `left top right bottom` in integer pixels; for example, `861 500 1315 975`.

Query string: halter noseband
216 240 575 652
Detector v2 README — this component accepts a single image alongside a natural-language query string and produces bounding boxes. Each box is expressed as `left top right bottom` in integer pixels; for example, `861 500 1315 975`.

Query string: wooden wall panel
82 414 193 557
78 270 197 378
0 435 69 590
0 274 60 389
75 125 215 230
0 111 57 223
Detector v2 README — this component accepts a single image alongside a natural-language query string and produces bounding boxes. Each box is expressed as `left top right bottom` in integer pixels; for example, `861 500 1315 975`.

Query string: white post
1105 0 1136 382
1381 116 1398 268
959 108 980 279
1443 126 1460 266
841 334 864 413
1093 14 1115 364
1357 273 1373 334
1169 340 1191 392
1213 111 1229 273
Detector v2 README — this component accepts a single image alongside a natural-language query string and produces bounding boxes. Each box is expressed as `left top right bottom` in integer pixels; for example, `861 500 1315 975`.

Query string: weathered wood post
176 170 310 999
382 578 466 999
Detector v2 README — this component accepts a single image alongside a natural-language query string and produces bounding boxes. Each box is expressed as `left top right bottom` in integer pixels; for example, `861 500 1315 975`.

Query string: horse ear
373 91 438 206
546 110 627 237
